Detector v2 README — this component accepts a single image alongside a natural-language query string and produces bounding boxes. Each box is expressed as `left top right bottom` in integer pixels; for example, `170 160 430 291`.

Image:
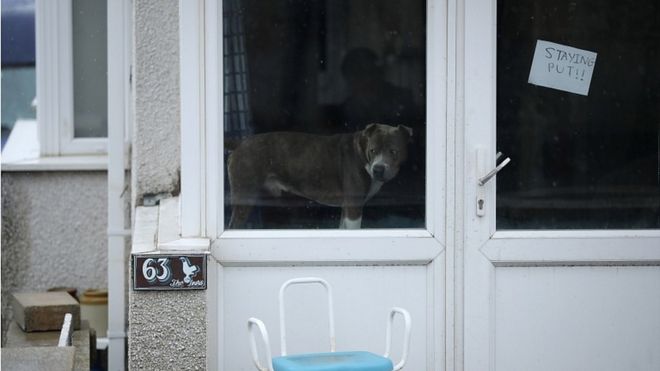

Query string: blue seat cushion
272 351 393 371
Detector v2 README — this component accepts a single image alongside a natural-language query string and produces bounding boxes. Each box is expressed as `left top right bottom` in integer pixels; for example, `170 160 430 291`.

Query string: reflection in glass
223 0 426 229
72 0 107 138
497 0 660 229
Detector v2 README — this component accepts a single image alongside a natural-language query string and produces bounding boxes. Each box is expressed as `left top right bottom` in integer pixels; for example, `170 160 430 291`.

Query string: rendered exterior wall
132 0 181 208
1 171 108 345
129 0 209 369
128 289 208 370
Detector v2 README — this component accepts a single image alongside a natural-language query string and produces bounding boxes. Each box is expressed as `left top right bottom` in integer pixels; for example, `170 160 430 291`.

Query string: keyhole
478 199 484 210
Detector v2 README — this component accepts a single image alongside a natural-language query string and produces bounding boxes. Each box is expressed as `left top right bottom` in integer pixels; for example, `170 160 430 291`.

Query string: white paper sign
528 40 597 96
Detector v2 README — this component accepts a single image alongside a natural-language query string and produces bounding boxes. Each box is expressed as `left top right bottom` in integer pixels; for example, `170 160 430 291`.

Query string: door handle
478 152 511 186
476 150 511 217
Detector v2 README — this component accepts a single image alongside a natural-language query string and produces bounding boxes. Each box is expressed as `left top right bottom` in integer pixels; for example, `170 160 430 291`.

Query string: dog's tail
224 138 242 151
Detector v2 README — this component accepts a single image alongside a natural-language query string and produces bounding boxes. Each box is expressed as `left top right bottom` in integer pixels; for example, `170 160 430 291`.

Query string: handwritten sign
133 254 207 290
528 40 597 96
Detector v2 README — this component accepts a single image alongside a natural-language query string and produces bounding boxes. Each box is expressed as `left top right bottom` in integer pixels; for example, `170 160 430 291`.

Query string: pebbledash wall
0 0 208 365
1 172 108 345
131 0 181 208
128 0 210 369
0 169 132 348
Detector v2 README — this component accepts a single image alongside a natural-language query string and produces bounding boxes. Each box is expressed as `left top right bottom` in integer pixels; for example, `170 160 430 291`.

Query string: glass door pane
223 0 426 229
497 0 660 229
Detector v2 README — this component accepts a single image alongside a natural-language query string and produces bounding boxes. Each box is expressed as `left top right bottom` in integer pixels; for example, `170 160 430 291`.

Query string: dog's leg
340 216 362 229
228 204 253 229
227 177 259 229
227 152 262 229
339 206 363 229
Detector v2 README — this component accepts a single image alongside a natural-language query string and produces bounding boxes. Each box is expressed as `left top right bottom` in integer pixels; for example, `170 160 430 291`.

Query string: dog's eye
390 149 398 156
369 148 376 155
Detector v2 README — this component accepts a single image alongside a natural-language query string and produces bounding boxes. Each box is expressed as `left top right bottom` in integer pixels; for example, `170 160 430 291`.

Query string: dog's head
360 123 413 182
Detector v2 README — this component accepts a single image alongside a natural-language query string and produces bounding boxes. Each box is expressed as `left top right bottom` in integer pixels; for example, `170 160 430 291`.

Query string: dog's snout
373 164 386 178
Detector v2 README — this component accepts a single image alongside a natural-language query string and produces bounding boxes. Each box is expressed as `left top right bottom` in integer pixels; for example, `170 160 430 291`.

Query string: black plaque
133 254 207 290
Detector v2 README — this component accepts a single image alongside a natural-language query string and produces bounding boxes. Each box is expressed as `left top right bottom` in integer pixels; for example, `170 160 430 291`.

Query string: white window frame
179 0 447 263
36 0 107 156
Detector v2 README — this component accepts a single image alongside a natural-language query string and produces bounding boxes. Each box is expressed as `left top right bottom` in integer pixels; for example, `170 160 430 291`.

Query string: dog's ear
398 125 413 142
363 123 379 136
358 124 378 159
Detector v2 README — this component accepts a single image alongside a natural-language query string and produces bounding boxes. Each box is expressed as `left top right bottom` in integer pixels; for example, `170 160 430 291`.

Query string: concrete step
11 292 80 332
1 346 75 371
5 321 92 370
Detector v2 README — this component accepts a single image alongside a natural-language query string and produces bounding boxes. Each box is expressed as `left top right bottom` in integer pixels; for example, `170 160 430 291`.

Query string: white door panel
495 266 660 371
220 264 442 370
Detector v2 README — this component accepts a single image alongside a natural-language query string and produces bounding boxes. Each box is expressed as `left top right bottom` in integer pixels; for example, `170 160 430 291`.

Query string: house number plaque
133 254 207 290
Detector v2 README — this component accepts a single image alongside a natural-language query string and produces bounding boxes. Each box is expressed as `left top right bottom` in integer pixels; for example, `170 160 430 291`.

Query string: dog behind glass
227 123 413 229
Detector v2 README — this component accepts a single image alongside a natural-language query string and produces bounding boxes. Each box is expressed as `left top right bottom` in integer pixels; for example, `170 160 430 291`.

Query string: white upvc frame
180 0 447 263
106 0 133 369
180 0 208 238
180 0 449 369
462 0 660 369
36 0 107 156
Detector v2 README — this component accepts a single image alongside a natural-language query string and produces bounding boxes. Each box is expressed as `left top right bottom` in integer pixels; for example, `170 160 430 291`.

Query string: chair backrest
278 277 335 356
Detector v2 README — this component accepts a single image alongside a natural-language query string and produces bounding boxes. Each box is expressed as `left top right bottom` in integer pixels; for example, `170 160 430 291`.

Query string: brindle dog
227 123 413 229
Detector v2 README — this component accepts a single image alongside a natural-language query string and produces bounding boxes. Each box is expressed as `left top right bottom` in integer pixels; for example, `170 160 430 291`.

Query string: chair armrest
383 307 412 371
248 317 274 371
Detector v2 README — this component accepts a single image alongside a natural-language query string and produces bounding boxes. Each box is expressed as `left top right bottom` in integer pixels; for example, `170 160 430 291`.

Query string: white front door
207 0 447 369
190 0 660 369
463 0 660 370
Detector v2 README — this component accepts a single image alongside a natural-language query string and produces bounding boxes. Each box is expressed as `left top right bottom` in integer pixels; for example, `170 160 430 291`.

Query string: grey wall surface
132 0 181 208
129 0 210 369
128 290 208 370
1 171 108 345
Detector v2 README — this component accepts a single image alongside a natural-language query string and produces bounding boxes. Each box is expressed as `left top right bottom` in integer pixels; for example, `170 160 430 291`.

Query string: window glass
1 0 36 147
72 0 107 138
497 0 660 229
223 0 426 229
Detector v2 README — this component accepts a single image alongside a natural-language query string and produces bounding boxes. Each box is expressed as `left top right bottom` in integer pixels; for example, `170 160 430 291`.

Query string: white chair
248 277 412 371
